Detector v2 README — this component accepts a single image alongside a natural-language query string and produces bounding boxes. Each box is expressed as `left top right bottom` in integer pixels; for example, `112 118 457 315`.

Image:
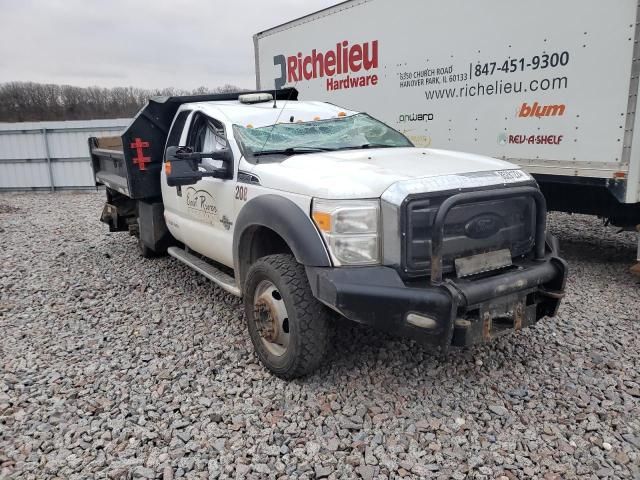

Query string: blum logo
518 102 565 118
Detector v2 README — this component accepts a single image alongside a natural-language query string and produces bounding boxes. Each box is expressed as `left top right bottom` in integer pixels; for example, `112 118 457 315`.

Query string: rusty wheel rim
253 280 290 357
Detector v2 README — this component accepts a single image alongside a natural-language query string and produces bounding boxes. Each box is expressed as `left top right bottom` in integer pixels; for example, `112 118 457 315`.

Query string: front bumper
305 246 567 350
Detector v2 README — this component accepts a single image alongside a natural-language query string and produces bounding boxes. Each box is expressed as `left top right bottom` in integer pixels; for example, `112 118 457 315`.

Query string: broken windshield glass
233 113 413 160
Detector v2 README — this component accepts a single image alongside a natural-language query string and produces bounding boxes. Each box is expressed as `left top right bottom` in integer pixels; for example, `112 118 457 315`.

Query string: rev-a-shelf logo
498 132 564 145
273 40 379 92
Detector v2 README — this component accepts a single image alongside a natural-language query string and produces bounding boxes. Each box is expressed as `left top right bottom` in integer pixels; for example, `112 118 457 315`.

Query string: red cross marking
130 137 151 171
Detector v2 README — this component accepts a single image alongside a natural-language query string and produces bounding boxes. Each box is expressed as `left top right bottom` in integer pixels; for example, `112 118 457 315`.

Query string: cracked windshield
233 113 413 158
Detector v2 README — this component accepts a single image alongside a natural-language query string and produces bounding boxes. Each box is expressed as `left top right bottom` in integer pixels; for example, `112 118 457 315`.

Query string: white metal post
41 128 55 192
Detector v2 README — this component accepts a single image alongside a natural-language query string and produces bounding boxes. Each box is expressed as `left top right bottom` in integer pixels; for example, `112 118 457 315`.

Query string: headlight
312 199 380 266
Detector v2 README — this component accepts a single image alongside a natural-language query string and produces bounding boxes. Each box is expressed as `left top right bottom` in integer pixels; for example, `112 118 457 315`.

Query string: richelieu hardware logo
273 40 379 91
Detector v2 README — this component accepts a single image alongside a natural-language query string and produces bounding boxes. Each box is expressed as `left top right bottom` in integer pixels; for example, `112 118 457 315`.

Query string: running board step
167 247 241 297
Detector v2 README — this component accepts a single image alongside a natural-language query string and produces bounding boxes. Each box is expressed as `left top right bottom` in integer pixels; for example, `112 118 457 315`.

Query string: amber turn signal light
312 211 331 232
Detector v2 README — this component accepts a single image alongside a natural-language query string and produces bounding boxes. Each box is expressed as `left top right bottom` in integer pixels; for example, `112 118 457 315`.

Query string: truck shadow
556 237 635 266
323 318 452 375
315 317 537 391
548 213 636 266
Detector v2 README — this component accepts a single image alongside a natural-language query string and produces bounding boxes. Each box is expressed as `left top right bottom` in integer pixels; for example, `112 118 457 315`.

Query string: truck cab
90 89 567 379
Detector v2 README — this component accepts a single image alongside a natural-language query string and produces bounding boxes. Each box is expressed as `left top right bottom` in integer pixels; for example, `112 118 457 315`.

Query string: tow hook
539 288 565 300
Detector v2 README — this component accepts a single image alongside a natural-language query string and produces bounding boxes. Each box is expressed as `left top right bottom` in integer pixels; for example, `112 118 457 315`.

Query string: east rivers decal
185 187 218 224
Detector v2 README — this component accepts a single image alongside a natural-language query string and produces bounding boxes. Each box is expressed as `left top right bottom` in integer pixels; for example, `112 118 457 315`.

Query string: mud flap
138 201 175 254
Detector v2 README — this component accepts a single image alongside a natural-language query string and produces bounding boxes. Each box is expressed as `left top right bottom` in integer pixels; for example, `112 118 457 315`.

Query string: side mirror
165 146 202 187
165 146 233 187
211 147 233 164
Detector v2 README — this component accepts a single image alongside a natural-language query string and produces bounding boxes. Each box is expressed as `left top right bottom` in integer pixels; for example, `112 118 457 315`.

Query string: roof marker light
246 124 254 128
238 93 273 104
314 116 321 120
338 111 346 117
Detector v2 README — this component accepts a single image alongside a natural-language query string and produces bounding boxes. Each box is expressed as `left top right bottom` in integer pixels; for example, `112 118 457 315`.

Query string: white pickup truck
89 89 567 379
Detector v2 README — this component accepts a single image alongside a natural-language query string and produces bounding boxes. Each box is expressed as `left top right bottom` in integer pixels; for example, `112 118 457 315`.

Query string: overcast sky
0 0 339 90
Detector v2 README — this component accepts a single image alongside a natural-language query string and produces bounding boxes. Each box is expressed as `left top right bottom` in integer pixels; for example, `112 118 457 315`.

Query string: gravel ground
1 191 639 480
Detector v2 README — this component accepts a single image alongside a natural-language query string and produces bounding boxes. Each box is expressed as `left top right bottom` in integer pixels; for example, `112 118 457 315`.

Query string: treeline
0 82 245 122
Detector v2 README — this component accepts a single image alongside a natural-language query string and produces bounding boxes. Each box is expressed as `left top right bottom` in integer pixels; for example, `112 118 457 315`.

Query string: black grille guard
430 186 547 285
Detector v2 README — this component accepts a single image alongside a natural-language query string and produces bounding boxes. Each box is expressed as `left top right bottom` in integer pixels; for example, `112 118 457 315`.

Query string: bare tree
0 82 248 122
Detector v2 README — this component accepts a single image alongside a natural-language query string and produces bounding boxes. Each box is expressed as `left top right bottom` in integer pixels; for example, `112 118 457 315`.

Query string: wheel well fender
233 195 331 287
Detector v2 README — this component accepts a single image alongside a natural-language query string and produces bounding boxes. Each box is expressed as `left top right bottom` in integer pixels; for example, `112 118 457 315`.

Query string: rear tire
244 254 330 379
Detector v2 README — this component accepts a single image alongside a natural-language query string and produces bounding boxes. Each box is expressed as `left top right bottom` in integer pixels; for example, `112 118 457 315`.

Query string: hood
251 147 520 199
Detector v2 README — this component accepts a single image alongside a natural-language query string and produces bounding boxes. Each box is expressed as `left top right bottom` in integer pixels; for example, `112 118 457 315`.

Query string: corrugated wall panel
0 131 45 160
0 163 50 188
51 161 95 187
48 131 89 158
0 119 129 190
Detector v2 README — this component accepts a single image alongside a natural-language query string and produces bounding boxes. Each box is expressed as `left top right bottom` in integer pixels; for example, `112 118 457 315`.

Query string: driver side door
175 112 236 268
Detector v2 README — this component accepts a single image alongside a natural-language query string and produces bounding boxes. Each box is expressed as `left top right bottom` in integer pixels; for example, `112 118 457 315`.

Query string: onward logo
273 40 379 92
518 102 566 118
399 113 434 123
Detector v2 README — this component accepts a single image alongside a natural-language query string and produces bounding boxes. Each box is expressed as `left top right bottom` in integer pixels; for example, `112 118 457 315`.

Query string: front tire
244 254 330 379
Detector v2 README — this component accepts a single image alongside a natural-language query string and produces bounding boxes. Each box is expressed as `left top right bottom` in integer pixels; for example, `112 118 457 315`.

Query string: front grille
403 192 536 277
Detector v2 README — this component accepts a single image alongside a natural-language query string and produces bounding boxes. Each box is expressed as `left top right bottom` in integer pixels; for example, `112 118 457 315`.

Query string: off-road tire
244 254 330 379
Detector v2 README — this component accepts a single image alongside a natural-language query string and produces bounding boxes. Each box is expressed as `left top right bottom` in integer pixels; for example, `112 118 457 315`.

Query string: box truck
254 0 640 241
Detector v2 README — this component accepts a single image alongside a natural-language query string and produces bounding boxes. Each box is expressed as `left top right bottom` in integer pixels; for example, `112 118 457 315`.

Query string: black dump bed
89 88 298 200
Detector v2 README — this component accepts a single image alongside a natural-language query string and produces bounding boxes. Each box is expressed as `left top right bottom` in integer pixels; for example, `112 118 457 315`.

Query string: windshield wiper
338 143 398 150
253 147 335 157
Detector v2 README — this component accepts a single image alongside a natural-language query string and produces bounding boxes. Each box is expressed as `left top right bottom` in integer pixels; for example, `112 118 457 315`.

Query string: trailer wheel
244 254 330 379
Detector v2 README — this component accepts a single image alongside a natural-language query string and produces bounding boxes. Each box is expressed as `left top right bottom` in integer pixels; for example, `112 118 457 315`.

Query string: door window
188 114 228 170
165 110 191 156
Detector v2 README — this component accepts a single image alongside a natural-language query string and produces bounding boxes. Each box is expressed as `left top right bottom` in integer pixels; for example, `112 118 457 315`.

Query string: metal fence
0 119 130 191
